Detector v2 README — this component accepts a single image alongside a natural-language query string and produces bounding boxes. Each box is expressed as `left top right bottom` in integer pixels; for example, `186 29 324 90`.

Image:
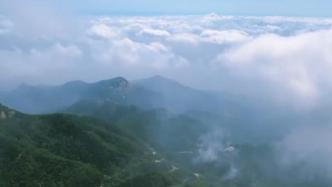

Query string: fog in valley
1 0 332 187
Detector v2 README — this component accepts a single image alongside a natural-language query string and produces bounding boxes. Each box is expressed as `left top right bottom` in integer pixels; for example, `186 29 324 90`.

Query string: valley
0 76 330 187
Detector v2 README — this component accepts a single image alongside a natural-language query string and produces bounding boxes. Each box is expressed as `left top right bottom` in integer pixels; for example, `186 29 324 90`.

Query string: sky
1 0 332 17
57 0 331 17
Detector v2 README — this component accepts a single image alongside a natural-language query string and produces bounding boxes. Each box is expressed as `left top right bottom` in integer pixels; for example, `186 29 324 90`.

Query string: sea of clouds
1 12 332 110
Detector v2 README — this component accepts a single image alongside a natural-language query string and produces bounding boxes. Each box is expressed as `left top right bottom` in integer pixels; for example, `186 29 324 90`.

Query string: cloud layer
1 12 332 110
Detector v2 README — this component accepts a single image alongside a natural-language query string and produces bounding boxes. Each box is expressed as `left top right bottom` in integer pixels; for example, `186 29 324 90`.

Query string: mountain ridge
0 75 221 114
0 102 210 187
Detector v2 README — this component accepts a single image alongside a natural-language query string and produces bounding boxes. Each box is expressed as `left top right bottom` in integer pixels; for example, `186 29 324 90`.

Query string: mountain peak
94 77 130 89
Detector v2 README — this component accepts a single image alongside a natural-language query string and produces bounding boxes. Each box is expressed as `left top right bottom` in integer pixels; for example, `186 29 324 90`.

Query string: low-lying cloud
276 125 332 179
217 29 332 109
1 10 332 110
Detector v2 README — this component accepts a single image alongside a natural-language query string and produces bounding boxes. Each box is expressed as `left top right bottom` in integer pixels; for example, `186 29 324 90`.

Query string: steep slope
65 100 332 187
0 104 196 187
66 101 209 154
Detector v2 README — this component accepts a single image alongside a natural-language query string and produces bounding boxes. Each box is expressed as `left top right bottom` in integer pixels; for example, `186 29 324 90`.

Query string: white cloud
88 23 119 39
196 129 228 163
139 28 171 37
1 13 332 111
0 43 82 88
98 38 188 69
200 29 250 44
215 29 332 108
168 33 199 44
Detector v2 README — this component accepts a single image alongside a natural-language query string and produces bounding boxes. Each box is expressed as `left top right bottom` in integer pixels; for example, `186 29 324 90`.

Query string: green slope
0 104 196 187
65 101 332 187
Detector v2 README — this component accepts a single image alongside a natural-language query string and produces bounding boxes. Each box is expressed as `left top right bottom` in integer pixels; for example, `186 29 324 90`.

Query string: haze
1 1 332 186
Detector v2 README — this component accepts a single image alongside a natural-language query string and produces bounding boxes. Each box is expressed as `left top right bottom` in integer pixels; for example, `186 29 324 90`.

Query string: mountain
0 103 201 187
0 76 221 114
59 100 327 187
1 99 331 186
0 77 137 114
66 101 209 156
134 76 221 113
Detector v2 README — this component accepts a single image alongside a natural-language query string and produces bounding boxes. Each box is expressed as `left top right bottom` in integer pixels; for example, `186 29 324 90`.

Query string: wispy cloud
1 13 332 111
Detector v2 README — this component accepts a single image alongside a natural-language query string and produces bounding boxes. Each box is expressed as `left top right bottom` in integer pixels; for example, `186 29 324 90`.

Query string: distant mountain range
0 76 298 143
0 76 221 114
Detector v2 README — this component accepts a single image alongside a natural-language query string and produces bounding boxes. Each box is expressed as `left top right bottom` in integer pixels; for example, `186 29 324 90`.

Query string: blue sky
0 0 331 17
65 0 331 17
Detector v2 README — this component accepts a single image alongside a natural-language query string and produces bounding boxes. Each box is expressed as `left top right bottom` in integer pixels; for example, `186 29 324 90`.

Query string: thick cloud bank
1 13 332 109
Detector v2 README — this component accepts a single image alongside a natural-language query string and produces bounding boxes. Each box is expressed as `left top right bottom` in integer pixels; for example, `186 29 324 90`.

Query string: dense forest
0 77 330 187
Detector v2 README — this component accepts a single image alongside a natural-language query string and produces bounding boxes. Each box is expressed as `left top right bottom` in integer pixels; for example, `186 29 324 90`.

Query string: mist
1 1 332 186
1 7 332 109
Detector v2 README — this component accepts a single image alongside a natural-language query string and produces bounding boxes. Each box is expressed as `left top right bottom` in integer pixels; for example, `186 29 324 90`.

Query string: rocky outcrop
0 110 6 119
0 104 16 120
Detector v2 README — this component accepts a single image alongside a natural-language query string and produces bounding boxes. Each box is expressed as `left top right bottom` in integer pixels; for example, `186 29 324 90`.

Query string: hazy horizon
2 1 332 187
1 10 332 111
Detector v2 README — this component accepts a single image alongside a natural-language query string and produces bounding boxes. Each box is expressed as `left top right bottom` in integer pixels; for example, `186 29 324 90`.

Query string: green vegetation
1 76 331 187
0 104 194 187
